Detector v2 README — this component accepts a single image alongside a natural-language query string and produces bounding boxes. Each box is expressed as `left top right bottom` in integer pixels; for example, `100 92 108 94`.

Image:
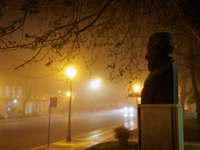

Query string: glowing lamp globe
134 85 140 92
66 67 76 79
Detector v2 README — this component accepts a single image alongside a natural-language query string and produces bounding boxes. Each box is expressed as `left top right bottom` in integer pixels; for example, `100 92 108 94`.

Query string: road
0 109 137 150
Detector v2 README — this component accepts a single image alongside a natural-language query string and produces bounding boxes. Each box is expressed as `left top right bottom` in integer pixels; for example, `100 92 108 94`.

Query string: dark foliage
114 126 132 147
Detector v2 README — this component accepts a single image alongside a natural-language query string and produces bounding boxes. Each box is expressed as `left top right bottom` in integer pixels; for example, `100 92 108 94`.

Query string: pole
48 101 51 147
67 79 72 141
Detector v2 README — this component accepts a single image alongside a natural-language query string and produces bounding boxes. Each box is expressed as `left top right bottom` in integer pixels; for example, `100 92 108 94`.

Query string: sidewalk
30 129 116 150
30 130 200 150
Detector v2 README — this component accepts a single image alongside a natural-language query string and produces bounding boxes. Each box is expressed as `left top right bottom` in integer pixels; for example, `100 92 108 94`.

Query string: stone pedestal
138 104 184 150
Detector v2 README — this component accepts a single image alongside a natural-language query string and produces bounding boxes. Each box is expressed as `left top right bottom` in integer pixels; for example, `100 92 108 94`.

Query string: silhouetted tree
20 78 35 117
1 0 200 126
0 0 199 74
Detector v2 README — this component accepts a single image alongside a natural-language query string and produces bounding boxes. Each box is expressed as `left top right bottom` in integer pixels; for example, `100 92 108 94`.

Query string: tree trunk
22 102 26 117
190 40 200 129
180 94 185 116
179 76 186 116
190 64 200 129
174 0 200 43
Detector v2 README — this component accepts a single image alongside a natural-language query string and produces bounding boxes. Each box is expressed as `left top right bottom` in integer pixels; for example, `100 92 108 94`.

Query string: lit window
17 87 22 98
11 87 16 98
5 86 10 97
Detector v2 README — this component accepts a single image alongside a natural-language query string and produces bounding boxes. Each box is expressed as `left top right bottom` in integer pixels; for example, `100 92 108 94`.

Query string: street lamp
133 85 141 106
89 79 101 111
13 99 18 103
134 85 140 92
67 92 71 96
90 79 101 89
66 67 76 141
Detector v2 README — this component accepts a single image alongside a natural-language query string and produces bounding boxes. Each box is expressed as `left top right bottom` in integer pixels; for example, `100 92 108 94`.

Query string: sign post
48 97 57 147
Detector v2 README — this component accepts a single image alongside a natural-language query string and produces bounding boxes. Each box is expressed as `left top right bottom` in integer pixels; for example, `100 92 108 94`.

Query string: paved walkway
30 129 116 150
30 130 200 150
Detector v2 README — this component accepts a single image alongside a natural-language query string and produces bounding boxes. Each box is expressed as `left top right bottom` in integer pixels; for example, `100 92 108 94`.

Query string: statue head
145 32 175 71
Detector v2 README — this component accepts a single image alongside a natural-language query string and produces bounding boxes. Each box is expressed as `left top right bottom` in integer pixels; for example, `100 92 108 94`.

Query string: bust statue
141 32 178 104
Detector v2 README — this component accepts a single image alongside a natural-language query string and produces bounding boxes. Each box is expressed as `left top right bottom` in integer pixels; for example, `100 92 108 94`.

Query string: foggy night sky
0 1 149 106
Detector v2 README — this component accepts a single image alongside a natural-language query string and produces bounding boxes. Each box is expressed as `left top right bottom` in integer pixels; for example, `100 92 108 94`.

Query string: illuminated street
0 0 200 150
0 109 137 150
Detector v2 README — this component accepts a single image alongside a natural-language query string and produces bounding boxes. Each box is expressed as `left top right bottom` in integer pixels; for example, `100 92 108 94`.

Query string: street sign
48 97 57 146
50 97 57 107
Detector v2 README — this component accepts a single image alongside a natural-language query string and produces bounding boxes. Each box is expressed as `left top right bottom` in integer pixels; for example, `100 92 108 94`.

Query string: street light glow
13 99 17 103
67 92 71 96
134 85 140 92
66 67 76 79
91 79 101 89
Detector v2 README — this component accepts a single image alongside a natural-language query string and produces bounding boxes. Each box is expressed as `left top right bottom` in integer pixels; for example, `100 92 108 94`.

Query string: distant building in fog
0 73 51 118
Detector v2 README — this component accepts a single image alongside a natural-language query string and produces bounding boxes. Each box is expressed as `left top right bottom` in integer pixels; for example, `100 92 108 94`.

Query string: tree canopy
1 0 200 127
0 0 200 80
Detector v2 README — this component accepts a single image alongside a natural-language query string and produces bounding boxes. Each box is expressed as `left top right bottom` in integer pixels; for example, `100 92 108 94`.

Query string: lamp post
66 67 76 141
134 85 141 106
89 79 101 111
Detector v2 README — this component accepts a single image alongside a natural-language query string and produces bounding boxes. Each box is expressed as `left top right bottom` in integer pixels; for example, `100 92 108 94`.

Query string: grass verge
183 115 200 141
84 141 138 150
84 141 200 150
84 115 200 150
